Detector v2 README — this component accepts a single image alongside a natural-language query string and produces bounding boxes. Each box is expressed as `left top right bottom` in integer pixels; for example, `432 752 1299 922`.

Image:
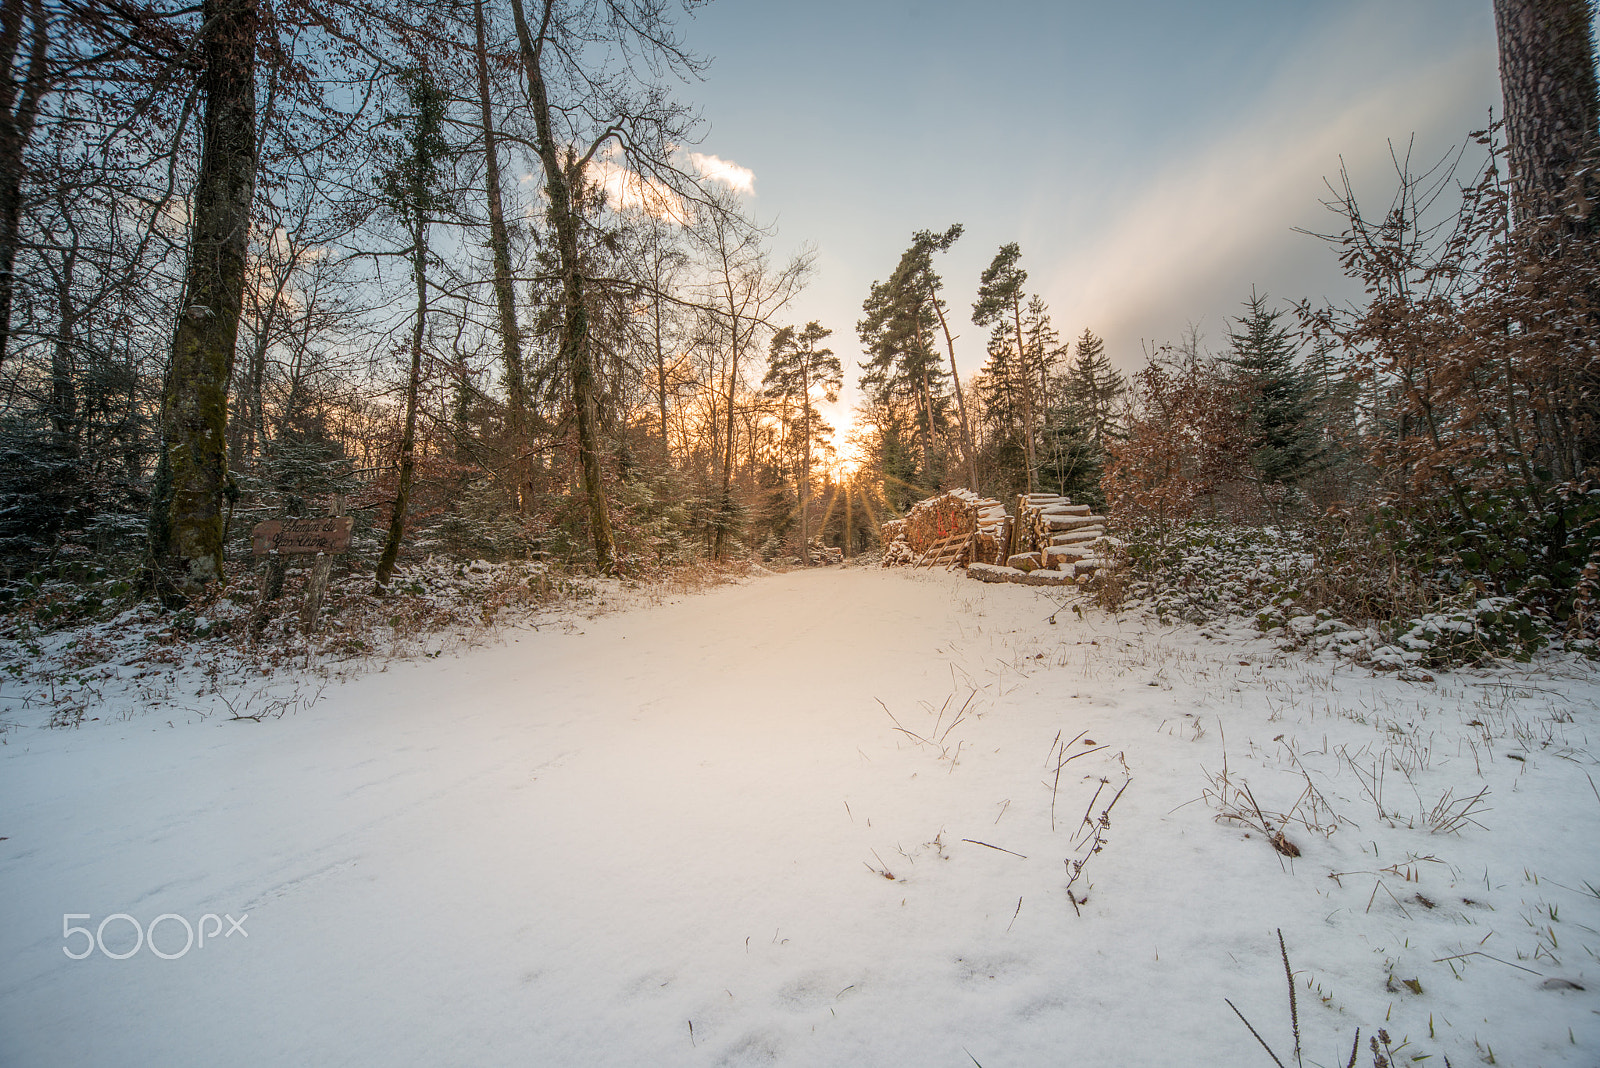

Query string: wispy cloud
689 152 756 195
1041 15 1493 362
581 144 691 221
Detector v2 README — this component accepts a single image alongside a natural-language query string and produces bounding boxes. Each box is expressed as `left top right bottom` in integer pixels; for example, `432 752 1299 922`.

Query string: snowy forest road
3 567 1597 1067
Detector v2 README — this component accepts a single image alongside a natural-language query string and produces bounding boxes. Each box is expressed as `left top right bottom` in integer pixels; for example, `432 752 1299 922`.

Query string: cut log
1041 514 1108 531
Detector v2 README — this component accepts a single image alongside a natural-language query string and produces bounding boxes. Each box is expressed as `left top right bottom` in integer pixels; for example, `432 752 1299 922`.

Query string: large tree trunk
1494 0 1599 230
0 0 46 368
510 0 616 570
152 0 257 592
374 218 428 589
473 0 530 509
1495 0 1600 468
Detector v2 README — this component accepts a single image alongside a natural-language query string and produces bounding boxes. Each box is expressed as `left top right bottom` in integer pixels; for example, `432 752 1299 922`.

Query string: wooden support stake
300 494 345 634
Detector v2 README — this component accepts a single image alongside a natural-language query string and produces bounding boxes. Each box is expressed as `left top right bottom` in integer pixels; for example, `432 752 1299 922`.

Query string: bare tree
505 0 709 571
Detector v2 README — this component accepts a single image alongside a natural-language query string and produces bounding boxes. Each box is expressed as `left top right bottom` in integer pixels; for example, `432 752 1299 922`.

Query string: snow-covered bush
1370 595 1546 669
1116 518 1565 668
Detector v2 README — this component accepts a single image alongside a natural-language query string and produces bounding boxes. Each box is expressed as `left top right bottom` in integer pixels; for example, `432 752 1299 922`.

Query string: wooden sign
252 516 354 556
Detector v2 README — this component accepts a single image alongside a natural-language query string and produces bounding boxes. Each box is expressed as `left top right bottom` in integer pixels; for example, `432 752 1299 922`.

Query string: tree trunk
474 0 530 509
1011 295 1036 492
714 287 742 559
49 231 76 444
1494 0 1599 230
655 297 670 460
843 477 852 560
510 0 615 570
0 0 46 368
151 0 257 593
375 218 428 589
931 298 979 491
799 361 811 563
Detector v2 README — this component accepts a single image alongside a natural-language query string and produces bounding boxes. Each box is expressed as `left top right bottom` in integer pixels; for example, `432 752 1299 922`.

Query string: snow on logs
1005 493 1119 580
878 489 1009 569
879 489 1120 586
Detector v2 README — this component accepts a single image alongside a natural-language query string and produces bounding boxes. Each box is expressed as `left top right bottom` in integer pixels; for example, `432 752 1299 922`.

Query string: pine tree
1493 0 1599 231
972 244 1038 490
764 321 840 562
908 226 979 490
1225 291 1322 507
1063 329 1126 455
859 246 947 484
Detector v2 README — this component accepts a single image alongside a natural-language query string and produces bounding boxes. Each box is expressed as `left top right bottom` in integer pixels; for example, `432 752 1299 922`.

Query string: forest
3 5 1600 1066
0 0 1596 649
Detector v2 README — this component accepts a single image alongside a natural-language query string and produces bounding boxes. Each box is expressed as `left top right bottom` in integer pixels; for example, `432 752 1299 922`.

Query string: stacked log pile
994 494 1112 578
879 489 1008 568
879 518 913 566
877 489 1120 586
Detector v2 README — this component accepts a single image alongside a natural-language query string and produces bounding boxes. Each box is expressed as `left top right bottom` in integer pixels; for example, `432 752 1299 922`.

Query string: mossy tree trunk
151 0 257 594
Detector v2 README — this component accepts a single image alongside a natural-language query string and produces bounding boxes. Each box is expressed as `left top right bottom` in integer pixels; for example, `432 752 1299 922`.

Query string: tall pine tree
764 321 840 562
1225 290 1322 510
1064 329 1126 455
972 244 1038 490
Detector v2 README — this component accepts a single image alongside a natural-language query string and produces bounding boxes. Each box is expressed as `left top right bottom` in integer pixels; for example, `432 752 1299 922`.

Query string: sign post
251 497 352 634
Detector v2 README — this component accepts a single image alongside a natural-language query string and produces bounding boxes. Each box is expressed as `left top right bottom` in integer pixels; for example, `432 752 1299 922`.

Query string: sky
670 0 1506 428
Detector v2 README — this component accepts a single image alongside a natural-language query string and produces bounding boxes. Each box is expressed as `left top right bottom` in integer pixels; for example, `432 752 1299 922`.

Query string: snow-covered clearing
2 567 1596 1067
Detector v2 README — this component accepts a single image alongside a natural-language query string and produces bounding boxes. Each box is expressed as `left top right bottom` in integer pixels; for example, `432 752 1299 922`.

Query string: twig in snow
1431 950 1542 976
962 839 1027 859
865 850 895 880
1279 929 1301 1067
1226 998 1287 1068
1048 730 1088 832
937 691 976 744
1006 896 1023 933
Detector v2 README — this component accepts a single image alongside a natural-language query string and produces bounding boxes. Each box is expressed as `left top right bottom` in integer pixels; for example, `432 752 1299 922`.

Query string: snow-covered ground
2 567 1596 1067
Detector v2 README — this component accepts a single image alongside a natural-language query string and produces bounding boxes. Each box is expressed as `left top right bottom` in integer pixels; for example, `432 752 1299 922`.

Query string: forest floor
1 565 1596 1067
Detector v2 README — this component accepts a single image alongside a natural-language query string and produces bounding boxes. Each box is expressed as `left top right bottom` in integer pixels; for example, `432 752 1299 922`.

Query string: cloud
1038 13 1494 364
589 150 690 221
689 152 756 195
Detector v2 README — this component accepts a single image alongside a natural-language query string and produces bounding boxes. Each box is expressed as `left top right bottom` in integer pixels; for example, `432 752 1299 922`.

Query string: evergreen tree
972 243 1039 490
1225 291 1323 506
859 245 947 484
1063 329 1126 455
764 321 840 562
1036 417 1104 508
908 226 979 490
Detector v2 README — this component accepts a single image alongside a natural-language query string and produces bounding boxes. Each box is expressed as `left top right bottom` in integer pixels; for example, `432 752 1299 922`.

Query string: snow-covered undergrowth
1 566 1595 1066
0 558 752 732
1117 521 1566 673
